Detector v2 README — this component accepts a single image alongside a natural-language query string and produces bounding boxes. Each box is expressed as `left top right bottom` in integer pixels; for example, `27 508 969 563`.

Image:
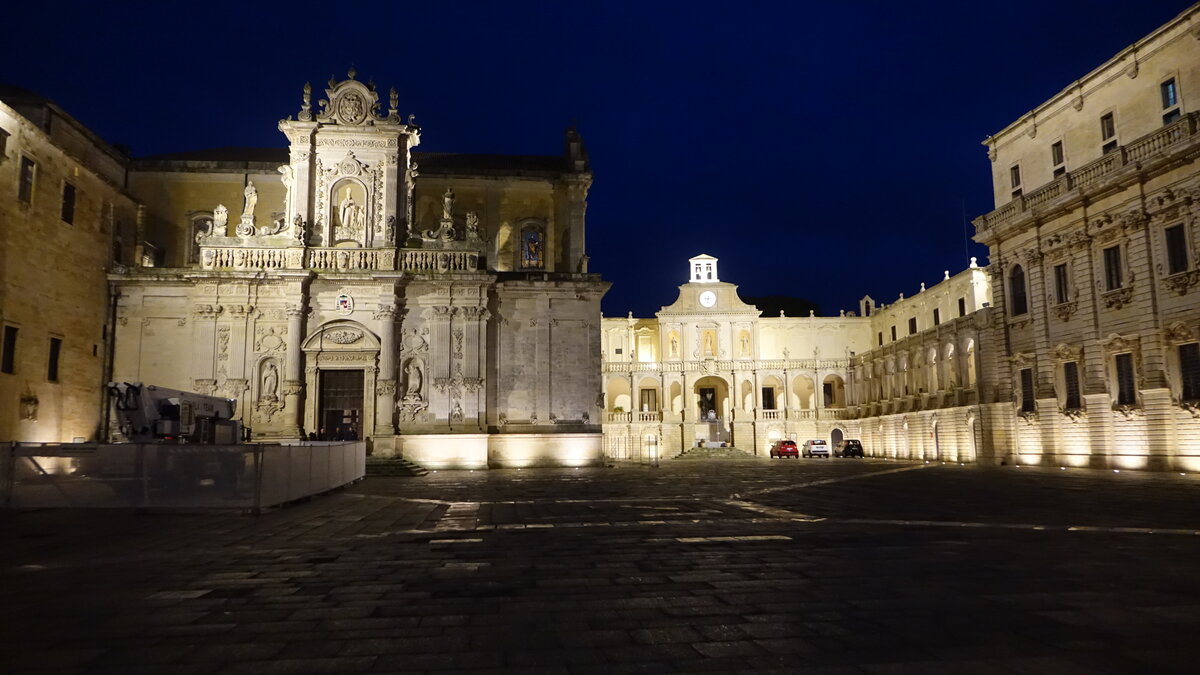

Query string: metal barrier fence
602 435 661 466
1 441 366 512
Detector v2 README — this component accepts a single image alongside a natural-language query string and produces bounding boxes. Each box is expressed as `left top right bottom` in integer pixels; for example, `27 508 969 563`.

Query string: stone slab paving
2 459 1200 673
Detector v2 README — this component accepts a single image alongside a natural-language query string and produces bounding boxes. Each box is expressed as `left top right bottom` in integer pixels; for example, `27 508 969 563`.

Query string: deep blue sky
3 0 1192 317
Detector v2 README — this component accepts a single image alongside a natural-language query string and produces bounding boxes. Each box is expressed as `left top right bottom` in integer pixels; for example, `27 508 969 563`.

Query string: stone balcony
196 245 481 273
974 112 1200 242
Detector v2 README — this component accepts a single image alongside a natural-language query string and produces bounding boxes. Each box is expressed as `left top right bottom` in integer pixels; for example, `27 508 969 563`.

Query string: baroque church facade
108 73 608 468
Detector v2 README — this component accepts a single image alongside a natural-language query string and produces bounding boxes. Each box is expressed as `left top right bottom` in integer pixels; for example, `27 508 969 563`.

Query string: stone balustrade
976 112 1198 234
196 245 483 273
307 247 396 271
602 358 850 374
199 246 305 270
399 249 480 273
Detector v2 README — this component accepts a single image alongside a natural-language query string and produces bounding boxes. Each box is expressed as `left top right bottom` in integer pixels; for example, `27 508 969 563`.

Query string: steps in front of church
674 447 756 460
365 457 430 477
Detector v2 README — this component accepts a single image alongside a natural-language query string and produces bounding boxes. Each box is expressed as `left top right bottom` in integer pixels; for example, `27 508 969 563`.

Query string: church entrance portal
320 369 364 439
699 387 717 420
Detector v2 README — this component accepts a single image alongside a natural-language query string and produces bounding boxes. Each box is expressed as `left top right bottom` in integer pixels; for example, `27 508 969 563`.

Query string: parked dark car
835 439 865 458
770 439 799 458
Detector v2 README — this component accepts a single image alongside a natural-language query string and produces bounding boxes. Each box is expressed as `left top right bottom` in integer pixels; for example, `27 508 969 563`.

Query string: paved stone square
3 458 1200 673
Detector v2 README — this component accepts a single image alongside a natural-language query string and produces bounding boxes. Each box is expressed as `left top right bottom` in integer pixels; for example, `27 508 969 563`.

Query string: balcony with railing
195 245 481 273
975 112 1199 237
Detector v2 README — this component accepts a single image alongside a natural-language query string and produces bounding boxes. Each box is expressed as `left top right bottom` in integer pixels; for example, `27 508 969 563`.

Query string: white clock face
699 291 717 308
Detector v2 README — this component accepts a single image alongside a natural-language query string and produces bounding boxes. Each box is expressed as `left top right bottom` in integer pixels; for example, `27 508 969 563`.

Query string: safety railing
1 441 365 512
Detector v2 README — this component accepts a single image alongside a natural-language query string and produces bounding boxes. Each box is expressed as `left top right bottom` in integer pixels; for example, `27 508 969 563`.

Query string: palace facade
603 3 1200 471
969 5 1200 471
601 255 994 460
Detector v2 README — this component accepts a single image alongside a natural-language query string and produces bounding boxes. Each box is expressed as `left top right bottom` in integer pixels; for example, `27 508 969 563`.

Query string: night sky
2 0 1191 317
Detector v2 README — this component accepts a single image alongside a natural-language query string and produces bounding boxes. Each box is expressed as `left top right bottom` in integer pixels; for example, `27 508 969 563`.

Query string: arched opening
931 420 941 461
761 375 784 411
693 376 729 422
606 375 631 413
669 381 683 413
636 376 660 413
965 339 977 387
822 374 846 407
740 379 754 411
926 347 939 393
944 343 957 389
831 427 844 447
1010 264 1028 315
791 375 815 410
518 222 545 270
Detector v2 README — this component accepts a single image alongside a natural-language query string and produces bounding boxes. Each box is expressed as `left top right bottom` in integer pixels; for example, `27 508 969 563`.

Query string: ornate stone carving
399 327 429 354
1052 343 1082 362
281 380 303 396
1051 300 1078 321
255 326 287 352
1162 270 1200 296
377 379 396 396
193 379 217 395
452 328 464 358
1164 321 1196 345
372 305 396 321
192 304 222 319
324 329 363 344
465 211 481 241
450 401 464 423
424 305 455 321
223 378 249 397
1102 287 1134 309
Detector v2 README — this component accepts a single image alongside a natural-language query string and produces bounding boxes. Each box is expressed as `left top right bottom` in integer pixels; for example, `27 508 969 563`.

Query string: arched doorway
830 427 844 448
693 376 729 422
301 321 381 439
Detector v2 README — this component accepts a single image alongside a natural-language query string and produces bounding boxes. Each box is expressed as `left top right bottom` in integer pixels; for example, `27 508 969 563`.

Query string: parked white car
802 440 830 458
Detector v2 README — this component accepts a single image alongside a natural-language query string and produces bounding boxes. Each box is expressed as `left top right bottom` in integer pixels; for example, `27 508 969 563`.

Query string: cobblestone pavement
3 458 1200 673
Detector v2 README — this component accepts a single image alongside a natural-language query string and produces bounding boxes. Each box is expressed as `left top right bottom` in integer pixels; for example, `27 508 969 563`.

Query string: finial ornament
970 256 979 268
944 270 950 280
389 87 399 114
299 82 313 121
347 67 357 80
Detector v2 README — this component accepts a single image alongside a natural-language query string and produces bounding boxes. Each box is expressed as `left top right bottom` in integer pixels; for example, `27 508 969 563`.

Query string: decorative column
283 304 306 437
374 304 397 436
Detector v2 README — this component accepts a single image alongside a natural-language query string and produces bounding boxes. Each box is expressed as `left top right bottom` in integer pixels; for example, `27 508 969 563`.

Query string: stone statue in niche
293 215 307 244
403 360 423 402
335 185 367 243
669 334 679 357
261 362 279 400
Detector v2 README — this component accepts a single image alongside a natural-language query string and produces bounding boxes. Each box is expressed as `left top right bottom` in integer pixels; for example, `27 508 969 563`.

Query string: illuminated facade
970 4 1200 471
0 87 140 443
105 72 608 468
603 255 995 460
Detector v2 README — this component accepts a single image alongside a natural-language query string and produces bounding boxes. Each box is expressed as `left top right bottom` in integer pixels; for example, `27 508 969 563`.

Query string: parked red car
770 440 799 458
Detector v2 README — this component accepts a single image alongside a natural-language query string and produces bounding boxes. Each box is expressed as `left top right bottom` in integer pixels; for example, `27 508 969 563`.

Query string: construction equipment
108 382 242 444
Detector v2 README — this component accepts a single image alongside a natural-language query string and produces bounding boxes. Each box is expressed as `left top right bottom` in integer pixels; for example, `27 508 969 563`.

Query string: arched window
1009 264 1028 315
519 223 545 270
